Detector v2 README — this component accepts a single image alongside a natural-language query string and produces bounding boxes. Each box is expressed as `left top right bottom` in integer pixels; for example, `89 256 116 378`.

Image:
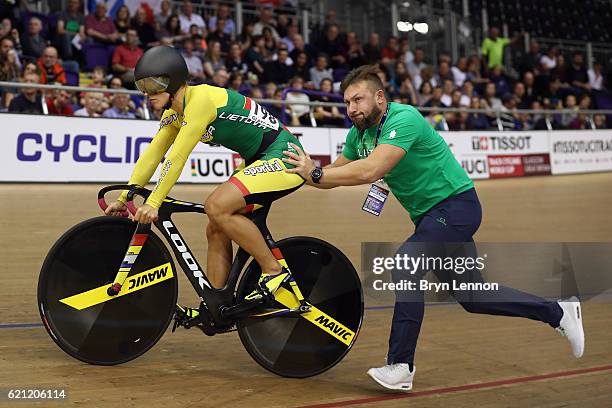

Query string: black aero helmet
134 45 188 95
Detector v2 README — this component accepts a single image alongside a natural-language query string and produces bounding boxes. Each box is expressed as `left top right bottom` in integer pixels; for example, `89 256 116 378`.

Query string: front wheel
236 237 363 378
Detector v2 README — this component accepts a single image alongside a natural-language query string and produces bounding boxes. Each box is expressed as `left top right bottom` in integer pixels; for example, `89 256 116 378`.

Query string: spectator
285 76 311 126
208 4 236 37
435 61 453 85
160 14 188 46
481 27 522 70
481 82 502 111
253 6 279 40
263 88 285 121
593 114 607 129
460 80 475 106
346 31 365 69
451 57 468 88
317 24 346 69
499 93 521 130
465 55 487 88
513 81 531 109
37 46 66 84
189 24 208 54
363 33 381 64
276 13 291 38
523 71 538 103
103 90 135 118
309 54 333 89
262 26 277 55
489 65 511 96
395 74 418 105
22 62 39 77
46 85 73 116
280 24 298 52
85 2 120 45
155 0 173 29
440 78 454 106
239 21 255 51
264 46 293 85
111 29 143 86
203 40 225 79
424 86 445 108
466 96 490 130
245 35 266 79
179 0 205 35
264 82 277 99
540 47 557 71
54 0 85 60
292 51 310 82
568 113 591 129
114 5 131 35
0 36 20 82
313 77 344 127
228 71 246 93
381 36 399 66
578 94 591 110
407 47 427 80
588 61 604 91
181 38 204 82
74 91 103 117
417 81 433 106
210 68 229 87
225 42 248 75
519 40 541 76
544 76 564 108
132 7 157 48
8 72 43 114
21 17 47 59
560 94 579 127
529 101 549 130
206 17 231 53
289 33 315 66
566 51 590 95
554 54 569 85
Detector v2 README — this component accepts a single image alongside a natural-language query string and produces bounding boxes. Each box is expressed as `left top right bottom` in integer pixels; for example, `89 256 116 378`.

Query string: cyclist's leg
206 220 233 289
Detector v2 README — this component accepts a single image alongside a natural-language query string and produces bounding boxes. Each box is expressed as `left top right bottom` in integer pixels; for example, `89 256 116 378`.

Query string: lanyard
360 104 389 150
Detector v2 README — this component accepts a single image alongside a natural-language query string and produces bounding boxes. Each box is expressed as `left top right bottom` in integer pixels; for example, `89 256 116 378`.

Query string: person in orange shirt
36 47 66 84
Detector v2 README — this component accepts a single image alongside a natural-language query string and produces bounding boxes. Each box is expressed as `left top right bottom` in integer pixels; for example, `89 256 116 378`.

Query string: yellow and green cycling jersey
120 84 304 208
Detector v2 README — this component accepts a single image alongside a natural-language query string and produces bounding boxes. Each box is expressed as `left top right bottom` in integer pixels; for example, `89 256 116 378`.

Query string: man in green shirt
283 65 585 391
481 27 521 70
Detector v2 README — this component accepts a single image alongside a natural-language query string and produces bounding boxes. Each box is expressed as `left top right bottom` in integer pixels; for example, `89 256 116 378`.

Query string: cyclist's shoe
245 269 291 301
173 304 201 332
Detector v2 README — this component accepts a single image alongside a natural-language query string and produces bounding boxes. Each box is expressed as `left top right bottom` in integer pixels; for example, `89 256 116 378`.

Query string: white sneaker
367 363 415 391
556 296 585 358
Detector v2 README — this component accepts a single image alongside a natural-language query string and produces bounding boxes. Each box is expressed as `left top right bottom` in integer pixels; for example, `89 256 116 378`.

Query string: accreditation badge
362 180 389 216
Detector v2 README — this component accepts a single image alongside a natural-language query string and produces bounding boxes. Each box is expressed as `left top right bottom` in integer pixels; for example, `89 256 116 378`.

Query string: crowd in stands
0 0 609 130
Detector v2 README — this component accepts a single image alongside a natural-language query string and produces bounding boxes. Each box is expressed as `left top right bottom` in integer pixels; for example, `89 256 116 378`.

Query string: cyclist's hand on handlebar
134 204 158 224
105 200 127 216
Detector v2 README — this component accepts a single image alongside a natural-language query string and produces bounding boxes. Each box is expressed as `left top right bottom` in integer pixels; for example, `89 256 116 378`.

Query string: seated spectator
481 82 502 111
262 26 277 55
22 62 39 77
313 77 344 127
208 4 236 37
451 57 468 88
513 81 531 109
46 85 73 116
465 55 488 88
488 65 510 96
239 21 255 51
206 17 231 53
103 90 135 119
346 31 365 69
245 35 266 79
544 76 564 108
276 13 290 39
0 36 20 106
281 24 299 52
499 93 521 130
179 0 205 34
227 72 244 93
381 36 398 66
263 88 286 122
263 46 293 85
209 68 229 87
155 0 173 29
292 51 310 82
519 40 541 76
37 46 66 84
85 2 120 45
540 47 558 71
440 78 454 107
309 54 333 89
74 91 103 117
253 6 279 40
407 47 427 80
203 40 225 79
529 101 549 130
424 86 445 108
132 7 157 48
9 72 43 114
286 76 311 126
561 94 579 127
588 61 604 91
111 29 143 86
363 33 381 64
579 94 592 110
566 51 590 96
21 17 47 59
523 71 538 103
395 74 418 105
317 24 347 69
568 113 592 130
114 5 131 35
460 80 475 106
289 33 315 67
160 14 188 46
435 61 454 85
466 96 490 130
417 81 433 106
593 114 607 129
189 24 208 53
181 38 204 82
225 42 248 75
54 0 85 60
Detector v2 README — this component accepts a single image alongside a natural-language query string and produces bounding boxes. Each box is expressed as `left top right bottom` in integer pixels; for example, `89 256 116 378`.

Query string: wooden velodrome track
1 173 611 407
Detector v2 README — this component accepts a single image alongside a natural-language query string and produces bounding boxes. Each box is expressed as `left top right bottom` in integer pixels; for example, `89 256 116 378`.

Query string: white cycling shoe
556 296 585 358
367 363 415 391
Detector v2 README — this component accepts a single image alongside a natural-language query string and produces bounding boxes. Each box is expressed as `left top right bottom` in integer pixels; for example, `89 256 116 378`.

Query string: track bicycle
37 185 363 378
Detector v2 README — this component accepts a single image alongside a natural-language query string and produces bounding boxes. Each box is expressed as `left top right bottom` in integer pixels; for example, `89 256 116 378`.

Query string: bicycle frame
98 185 291 325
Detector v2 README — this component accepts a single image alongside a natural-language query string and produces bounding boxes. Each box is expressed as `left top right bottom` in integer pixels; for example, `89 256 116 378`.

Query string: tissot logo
471 135 532 151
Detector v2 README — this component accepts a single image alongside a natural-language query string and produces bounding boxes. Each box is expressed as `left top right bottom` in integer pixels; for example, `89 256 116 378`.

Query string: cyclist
105 45 304 300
